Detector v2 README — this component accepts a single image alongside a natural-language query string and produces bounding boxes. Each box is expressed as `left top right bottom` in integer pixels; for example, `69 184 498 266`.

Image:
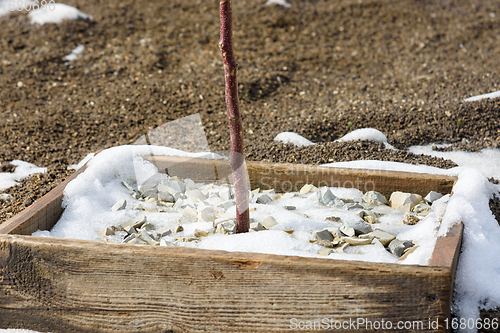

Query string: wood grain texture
428 222 464 332
0 235 453 332
429 223 464 269
0 166 86 235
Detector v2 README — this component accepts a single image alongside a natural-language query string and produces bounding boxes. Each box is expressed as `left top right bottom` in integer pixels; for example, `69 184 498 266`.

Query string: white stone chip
219 187 233 201
193 229 208 237
217 200 235 212
123 233 137 243
216 224 228 234
313 229 334 241
138 182 157 197
185 189 207 202
389 192 423 211
344 218 373 234
425 191 443 204
161 180 186 193
342 237 372 246
121 181 136 192
198 206 216 222
121 214 147 229
339 225 356 237
98 227 115 236
250 222 267 231
183 178 198 189
111 199 127 211
181 206 198 222
362 191 387 206
138 230 160 245
299 184 317 194
256 194 272 204
360 229 396 246
412 203 432 217
262 216 278 229
157 227 172 237
124 226 138 234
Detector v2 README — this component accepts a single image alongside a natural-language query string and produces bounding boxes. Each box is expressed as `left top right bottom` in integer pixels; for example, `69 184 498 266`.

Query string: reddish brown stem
219 0 249 233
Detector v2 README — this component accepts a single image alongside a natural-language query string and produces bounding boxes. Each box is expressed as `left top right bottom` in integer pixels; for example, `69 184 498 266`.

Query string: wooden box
0 156 462 332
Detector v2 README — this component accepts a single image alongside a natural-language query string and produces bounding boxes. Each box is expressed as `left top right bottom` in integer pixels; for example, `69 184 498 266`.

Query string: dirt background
1 0 499 329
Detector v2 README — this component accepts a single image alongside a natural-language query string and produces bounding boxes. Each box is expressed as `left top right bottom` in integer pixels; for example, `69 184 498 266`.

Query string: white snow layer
335 128 395 149
321 159 458 175
409 145 500 181
265 0 292 8
439 168 500 324
274 132 314 147
0 160 46 192
28 3 92 25
64 44 84 61
464 90 500 102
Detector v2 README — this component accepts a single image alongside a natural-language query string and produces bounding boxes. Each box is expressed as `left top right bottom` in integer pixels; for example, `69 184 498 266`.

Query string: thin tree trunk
219 0 249 233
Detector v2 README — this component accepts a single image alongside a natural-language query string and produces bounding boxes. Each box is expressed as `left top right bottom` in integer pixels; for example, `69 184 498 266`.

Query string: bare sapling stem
219 0 249 233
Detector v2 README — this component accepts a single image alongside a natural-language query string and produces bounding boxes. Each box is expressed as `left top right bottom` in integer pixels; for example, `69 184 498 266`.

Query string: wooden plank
0 235 453 332
0 166 86 235
429 223 464 269
428 222 464 333
146 156 457 198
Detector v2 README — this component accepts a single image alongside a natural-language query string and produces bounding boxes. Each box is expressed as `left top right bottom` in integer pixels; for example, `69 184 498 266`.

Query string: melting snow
28 3 92 25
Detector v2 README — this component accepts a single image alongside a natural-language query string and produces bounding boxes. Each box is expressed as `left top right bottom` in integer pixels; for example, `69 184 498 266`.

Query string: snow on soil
322 159 457 175
0 160 46 192
409 144 500 180
264 0 292 8
28 3 92 25
274 132 314 147
464 90 500 102
335 128 395 149
63 44 84 62
274 127 394 149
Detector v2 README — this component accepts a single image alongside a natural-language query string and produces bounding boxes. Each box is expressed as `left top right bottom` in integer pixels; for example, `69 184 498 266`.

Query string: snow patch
335 128 395 149
28 3 92 25
64 44 84 62
274 132 314 147
321 160 458 175
439 168 500 323
464 90 500 102
265 0 292 8
409 145 500 181
0 160 46 192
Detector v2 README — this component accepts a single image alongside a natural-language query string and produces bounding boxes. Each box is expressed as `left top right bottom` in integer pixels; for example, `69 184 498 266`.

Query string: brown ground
1 0 499 329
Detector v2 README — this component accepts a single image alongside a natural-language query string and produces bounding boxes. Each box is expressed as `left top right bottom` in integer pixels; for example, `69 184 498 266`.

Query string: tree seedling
219 0 250 233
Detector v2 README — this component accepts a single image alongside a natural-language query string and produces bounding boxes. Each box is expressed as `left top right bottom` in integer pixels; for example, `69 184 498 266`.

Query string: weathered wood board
0 156 463 332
